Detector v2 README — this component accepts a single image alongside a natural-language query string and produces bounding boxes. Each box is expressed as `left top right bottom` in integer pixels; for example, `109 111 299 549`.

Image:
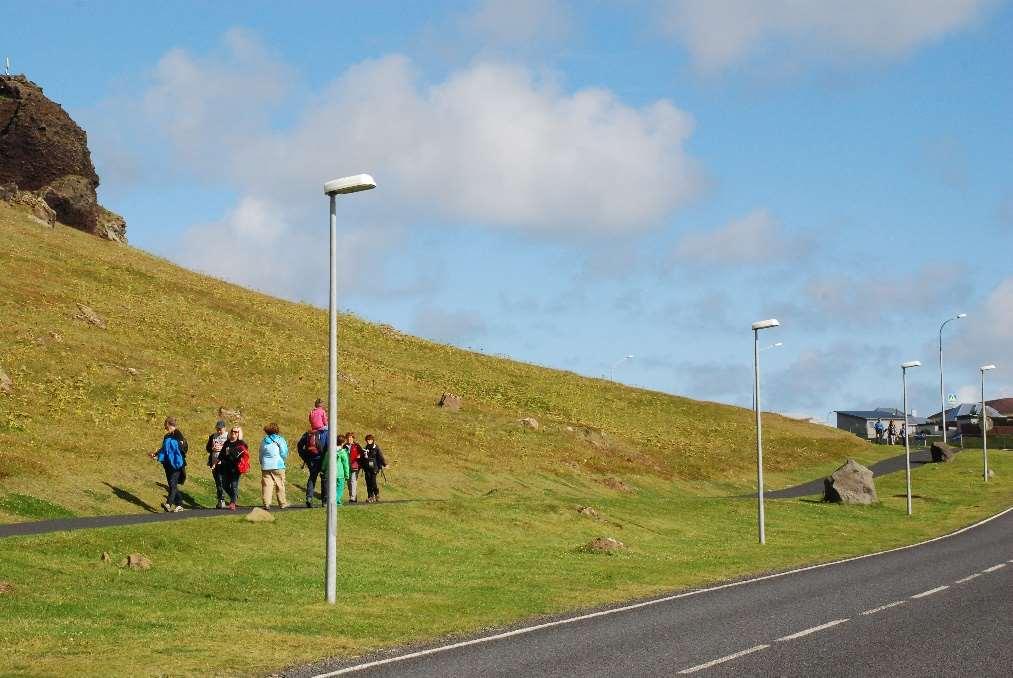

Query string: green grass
0 451 1008 676
0 202 1009 676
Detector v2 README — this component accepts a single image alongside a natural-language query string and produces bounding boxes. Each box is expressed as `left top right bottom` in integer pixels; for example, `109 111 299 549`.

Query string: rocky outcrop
823 459 877 505
0 74 125 241
438 392 462 411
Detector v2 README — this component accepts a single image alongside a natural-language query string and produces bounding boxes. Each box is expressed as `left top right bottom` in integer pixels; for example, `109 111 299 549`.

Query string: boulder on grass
931 442 958 463
519 417 539 430
823 459 877 505
584 537 625 553
438 392 462 411
0 365 11 394
245 507 275 523
120 553 152 570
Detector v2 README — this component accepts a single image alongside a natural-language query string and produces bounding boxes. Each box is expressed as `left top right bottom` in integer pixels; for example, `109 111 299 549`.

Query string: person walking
259 423 289 510
345 432 362 503
150 416 188 512
321 434 350 505
887 420 897 446
206 420 229 509
216 426 249 510
297 428 325 508
360 434 387 503
874 419 885 444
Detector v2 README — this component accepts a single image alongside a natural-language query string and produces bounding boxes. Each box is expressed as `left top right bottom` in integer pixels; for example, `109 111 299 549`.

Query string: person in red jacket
346 431 362 503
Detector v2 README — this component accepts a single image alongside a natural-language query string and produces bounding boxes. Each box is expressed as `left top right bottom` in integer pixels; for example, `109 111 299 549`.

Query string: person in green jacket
320 434 350 505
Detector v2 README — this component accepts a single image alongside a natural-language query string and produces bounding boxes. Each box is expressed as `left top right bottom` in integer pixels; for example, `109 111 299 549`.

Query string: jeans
305 458 322 503
163 465 182 505
212 467 226 502
221 471 240 504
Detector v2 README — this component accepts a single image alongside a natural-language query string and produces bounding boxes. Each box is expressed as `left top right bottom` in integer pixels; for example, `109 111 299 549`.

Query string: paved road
291 508 1013 678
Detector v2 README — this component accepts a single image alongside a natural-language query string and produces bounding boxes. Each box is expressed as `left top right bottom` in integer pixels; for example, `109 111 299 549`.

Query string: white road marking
911 585 949 599
775 619 849 642
677 645 770 674
310 507 1012 677
860 600 906 615
983 563 1007 573
955 573 982 584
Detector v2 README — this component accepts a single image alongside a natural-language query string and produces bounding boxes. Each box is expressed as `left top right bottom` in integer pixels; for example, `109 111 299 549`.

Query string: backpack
299 431 320 463
237 449 250 475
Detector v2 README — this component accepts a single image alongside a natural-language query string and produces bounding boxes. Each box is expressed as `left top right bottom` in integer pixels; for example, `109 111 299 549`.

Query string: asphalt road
292 508 1013 678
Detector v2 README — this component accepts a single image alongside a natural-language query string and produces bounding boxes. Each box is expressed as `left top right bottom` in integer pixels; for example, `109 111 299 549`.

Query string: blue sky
5 0 1011 422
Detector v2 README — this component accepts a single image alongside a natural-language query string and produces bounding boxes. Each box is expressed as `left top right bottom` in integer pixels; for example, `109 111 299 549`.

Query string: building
986 398 1013 416
835 408 928 440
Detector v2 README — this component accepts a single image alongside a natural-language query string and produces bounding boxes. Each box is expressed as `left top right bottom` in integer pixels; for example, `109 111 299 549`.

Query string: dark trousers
363 467 380 499
212 467 226 502
305 458 322 502
164 465 182 505
221 471 240 504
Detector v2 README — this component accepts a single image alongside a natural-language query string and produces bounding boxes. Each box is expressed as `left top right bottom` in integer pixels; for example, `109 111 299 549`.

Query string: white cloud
463 0 573 47
671 208 811 266
658 0 997 73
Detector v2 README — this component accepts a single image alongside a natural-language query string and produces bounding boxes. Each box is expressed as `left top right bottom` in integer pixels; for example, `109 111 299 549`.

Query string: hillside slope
0 201 870 520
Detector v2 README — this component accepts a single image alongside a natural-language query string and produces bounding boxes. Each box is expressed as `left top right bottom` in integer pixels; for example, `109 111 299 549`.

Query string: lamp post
901 360 921 516
751 318 779 544
610 354 634 382
752 342 783 410
323 173 376 604
938 313 966 442
980 364 996 482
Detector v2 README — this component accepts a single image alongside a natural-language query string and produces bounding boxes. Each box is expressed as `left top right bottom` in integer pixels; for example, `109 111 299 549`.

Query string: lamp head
901 360 922 369
324 174 377 196
956 313 967 319
625 354 635 360
981 364 996 372
751 318 780 331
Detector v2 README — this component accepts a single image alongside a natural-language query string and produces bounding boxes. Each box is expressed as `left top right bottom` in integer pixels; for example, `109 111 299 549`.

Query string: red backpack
237 446 250 475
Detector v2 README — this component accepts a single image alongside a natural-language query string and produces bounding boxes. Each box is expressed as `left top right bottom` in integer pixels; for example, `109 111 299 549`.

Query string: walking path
766 446 935 499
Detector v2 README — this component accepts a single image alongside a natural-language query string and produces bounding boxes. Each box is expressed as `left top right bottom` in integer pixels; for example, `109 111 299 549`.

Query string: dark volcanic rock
0 75 125 241
930 442 958 463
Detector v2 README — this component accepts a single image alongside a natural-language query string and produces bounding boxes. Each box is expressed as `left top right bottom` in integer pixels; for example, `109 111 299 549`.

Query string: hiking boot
279 503 290 510
162 502 172 512
263 506 271 512
216 500 226 509
305 500 313 508
172 505 184 513
227 502 237 511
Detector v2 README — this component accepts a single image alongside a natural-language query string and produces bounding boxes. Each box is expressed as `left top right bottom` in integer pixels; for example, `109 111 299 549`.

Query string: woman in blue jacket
259 422 289 510
149 416 188 512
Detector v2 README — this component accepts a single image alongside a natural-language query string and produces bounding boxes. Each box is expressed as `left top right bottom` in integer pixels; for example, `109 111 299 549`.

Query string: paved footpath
288 507 1013 677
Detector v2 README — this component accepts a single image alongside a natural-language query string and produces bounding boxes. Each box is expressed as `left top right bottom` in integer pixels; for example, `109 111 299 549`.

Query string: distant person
899 424 907 442
321 434 350 505
216 426 249 510
874 419 885 444
297 428 324 508
309 398 328 432
259 423 290 510
345 432 362 503
149 416 188 513
206 420 229 509
360 434 387 503
887 420 897 445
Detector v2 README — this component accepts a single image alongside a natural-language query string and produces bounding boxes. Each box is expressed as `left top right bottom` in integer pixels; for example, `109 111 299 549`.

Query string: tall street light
901 360 921 516
980 364 996 482
610 354 634 382
752 342 783 410
938 313 966 443
323 173 376 604
751 318 779 545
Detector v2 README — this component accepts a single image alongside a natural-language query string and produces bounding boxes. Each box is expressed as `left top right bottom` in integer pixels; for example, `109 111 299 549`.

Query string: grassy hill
0 199 870 520
6 200 1009 677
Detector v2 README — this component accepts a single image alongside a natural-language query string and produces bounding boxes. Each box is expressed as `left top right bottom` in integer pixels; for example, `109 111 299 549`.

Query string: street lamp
610 354 634 382
323 173 376 604
980 364 996 482
751 318 779 544
752 342 783 410
901 360 921 516
938 313 966 443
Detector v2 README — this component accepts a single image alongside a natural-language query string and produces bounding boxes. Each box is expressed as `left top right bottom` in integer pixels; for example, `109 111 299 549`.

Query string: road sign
947 394 958 405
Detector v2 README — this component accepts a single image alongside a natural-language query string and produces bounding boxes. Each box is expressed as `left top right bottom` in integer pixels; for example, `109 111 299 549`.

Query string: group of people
873 418 907 445
150 399 387 513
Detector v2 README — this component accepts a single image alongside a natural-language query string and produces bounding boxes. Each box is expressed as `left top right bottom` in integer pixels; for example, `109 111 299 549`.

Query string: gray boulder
438 392 462 411
824 459 877 505
931 442 958 463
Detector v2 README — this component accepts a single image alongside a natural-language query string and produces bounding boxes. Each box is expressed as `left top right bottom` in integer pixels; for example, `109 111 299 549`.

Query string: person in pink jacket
309 398 328 432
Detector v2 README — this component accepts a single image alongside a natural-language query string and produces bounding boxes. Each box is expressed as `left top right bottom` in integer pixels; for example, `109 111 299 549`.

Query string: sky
5 0 1011 422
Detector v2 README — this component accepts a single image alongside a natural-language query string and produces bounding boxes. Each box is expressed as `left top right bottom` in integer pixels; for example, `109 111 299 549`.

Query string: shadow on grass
102 483 159 513
155 483 203 509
